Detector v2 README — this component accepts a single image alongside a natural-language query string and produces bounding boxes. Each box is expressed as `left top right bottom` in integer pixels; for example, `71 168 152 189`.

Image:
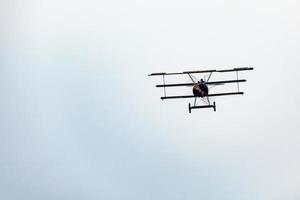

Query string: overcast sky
1 0 300 200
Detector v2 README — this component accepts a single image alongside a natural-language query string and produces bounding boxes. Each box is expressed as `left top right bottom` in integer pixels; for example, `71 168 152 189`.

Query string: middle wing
156 79 246 88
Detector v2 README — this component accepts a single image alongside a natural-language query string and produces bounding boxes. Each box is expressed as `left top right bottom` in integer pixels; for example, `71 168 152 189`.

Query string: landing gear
188 101 216 113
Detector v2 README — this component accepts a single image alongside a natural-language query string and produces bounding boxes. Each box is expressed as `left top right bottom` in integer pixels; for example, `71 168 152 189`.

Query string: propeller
185 73 220 106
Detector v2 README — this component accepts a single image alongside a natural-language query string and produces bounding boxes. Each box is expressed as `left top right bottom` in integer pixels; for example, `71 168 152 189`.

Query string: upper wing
148 67 253 76
216 67 254 72
148 69 216 76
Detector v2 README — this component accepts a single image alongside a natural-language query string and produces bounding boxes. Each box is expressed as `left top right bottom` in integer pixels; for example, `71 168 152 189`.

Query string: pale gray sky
1 0 300 200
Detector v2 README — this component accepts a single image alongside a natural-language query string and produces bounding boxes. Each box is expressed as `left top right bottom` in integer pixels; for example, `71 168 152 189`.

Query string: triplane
148 67 253 113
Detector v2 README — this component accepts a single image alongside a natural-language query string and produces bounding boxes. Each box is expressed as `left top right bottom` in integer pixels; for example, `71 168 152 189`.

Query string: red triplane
149 67 253 113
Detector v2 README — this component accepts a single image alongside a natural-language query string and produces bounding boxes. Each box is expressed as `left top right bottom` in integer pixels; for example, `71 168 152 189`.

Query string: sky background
1 0 300 199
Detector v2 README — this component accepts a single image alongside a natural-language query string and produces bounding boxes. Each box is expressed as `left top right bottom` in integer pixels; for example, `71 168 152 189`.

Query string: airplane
148 67 253 113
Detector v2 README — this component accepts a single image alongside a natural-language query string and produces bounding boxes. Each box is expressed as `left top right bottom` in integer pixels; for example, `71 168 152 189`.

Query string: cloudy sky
1 0 300 199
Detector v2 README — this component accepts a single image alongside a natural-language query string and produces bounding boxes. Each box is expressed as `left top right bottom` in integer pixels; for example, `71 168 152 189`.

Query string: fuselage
193 82 209 97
